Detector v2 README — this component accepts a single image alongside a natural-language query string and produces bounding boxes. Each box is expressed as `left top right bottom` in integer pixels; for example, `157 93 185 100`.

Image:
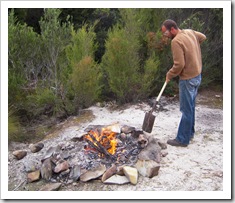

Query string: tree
8 9 41 103
101 9 160 103
39 8 72 92
65 25 100 110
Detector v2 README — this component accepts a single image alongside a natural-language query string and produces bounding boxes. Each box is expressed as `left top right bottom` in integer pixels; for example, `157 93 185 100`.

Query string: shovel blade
142 111 156 133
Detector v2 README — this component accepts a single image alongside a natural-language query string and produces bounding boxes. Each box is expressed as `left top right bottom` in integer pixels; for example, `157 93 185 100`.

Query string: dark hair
162 19 178 30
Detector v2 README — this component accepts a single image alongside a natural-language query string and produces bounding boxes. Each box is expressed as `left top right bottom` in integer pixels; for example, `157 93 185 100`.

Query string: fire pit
15 123 166 189
83 124 144 168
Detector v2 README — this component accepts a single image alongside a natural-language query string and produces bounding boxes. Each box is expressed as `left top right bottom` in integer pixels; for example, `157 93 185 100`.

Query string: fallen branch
13 180 26 191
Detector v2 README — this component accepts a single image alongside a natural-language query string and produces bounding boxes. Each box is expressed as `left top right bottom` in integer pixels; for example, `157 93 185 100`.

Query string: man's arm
166 40 185 81
194 31 207 44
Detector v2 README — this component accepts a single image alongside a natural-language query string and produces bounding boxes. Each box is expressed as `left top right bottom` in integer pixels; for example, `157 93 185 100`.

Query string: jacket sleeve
166 40 185 80
194 31 207 44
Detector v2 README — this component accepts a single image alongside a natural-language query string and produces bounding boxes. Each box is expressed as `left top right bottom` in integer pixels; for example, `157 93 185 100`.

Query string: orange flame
85 128 117 155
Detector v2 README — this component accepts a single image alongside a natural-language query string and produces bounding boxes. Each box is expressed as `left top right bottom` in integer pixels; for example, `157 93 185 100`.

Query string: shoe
167 139 188 147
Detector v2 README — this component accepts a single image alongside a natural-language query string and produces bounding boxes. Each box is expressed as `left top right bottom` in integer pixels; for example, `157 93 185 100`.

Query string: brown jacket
167 29 206 80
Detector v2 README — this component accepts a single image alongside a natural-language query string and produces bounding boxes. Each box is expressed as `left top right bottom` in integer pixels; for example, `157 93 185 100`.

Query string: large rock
138 136 161 163
80 164 106 182
106 123 121 133
123 166 138 185
69 165 81 181
40 183 62 191
101 164 117 182
121 125 135 134
135 160 160 178
104 174 130 185
54 161 69 173
41 145 61 162
12 150 27 160
40 158 53 181
29 142 44 153
24 159 41 172
27 170 41 183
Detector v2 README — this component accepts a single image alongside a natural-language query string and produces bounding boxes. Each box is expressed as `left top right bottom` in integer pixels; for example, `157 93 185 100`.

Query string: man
161 19 206 147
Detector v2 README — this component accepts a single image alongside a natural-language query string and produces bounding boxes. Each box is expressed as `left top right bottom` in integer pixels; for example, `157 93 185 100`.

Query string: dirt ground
7 89 224 195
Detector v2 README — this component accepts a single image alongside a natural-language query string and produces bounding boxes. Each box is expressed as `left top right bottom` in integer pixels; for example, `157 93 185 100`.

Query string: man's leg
167 74 201 146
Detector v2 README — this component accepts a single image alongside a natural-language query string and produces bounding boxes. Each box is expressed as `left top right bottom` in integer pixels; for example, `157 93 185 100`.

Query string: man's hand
166 75 171 83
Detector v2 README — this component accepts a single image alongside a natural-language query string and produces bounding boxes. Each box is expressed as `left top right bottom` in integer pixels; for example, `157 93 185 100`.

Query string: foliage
8 106 21 142
8 9 41 104
8 8 223 143
101 9 160 103
66 24 97 67
200 8 223 86
70 56 100 108
39 8 72 90
66 25 100 110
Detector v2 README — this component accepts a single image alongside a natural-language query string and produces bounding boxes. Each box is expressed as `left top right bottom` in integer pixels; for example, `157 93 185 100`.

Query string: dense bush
65 25 100 110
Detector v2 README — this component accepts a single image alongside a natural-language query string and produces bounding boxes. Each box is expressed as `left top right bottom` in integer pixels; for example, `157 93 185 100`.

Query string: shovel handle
156 81 167 102
150 81 167 112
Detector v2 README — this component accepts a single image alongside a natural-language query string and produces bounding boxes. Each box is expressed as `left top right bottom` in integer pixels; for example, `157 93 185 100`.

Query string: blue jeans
176 74 201 145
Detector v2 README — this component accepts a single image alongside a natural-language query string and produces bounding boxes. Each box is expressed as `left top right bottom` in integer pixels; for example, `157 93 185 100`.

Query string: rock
41 145 61 162
157 141 167 149
101 164 117 182
61 150 71 160
27 170 41 183
138 137 161 163
69 165 81 181
29 142 44 153
121 125 135 134
123 166 138 185
80 164 106 182
137 133 149 148
40 158 53 181
120 133 127 140
135 160 160 178
131 130 144 138
84 125 104 132
161 150 168 157
106 123 121 133
12 150 27 160
104 174 130 185
40 183 62 191
54 161 69 173
116 165 125 176
24 159 41 172
60 169 70 177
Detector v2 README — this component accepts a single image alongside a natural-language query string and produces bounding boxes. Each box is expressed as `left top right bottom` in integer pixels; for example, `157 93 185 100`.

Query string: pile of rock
11 124 167 191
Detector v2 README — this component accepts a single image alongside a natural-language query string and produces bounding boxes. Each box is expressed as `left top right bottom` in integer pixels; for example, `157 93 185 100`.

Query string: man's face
161 25 174 39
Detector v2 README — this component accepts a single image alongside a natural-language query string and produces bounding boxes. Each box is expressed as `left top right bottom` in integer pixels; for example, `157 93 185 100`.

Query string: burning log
86 133 116 160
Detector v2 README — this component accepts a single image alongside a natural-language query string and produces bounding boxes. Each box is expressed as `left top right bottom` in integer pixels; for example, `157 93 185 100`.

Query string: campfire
13 123 166 189
84 128 118 156
82 124 147 170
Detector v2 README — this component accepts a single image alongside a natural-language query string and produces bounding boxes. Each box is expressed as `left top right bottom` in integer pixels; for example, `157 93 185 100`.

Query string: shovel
142 81 167 133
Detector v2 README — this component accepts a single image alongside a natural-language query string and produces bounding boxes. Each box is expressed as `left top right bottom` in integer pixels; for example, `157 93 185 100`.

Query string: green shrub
65 24 100 110
101 22 160 103
8 107 21 142
25 87 56 118
70 56 100 109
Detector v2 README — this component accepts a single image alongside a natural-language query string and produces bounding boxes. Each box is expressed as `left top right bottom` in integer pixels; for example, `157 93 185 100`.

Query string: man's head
161 19 179 39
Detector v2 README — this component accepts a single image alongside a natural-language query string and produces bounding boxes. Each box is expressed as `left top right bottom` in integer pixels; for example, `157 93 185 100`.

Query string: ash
82 131 143 170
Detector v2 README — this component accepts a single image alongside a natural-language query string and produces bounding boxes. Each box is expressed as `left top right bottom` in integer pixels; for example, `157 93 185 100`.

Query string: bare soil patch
8 89 223 191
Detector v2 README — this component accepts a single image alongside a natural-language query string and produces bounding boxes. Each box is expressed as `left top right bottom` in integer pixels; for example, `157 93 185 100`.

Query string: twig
13 180 26 191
